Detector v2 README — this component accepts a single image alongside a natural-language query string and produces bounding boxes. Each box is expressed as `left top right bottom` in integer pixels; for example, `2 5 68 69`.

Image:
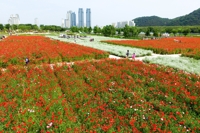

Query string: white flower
161 118 163 121
28 109 35 113
47 122 53 128
142 115 145 120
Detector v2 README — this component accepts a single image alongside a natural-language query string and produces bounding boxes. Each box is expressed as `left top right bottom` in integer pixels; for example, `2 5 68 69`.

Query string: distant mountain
133 8 200 26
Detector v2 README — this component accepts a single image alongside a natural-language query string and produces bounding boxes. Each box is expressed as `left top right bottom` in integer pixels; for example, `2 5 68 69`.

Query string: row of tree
0 24 66 32
89 25 199 37
1 23 200 37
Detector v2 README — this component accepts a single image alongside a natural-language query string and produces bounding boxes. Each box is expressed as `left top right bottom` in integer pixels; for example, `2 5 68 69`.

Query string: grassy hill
134 8 200 26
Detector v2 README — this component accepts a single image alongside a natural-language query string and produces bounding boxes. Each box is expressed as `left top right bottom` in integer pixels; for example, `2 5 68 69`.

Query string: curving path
109 54 181 61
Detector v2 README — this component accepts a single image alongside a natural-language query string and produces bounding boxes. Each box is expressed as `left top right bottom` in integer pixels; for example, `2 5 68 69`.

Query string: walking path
109 54 181 61
0 53 181 72
48 53 181 70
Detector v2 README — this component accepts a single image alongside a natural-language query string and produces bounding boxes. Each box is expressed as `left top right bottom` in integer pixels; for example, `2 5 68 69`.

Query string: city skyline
1 0 200 27
61 8 91 28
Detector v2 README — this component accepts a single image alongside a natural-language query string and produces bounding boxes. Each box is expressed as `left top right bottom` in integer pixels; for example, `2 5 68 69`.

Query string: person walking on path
126 50 129 58
132 53 136 60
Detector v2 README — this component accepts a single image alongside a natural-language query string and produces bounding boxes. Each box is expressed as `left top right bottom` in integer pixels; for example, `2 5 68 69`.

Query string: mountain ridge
133 8 200 26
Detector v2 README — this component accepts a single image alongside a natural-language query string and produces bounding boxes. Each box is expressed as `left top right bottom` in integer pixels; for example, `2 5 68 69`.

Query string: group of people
126 50 136 60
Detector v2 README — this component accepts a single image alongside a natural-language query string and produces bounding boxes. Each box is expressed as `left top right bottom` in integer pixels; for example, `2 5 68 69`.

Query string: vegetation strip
102 37 200 59
0 59 199 132
0 36 108 67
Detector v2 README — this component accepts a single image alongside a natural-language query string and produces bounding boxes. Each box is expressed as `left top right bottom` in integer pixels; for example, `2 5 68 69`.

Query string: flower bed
0 36 108 67
143 56 200 74
0 59 199 132
47 35 153 58
102 37 200 59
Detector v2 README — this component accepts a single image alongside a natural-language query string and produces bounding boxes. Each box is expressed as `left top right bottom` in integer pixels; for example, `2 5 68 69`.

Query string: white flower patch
28 109 35 113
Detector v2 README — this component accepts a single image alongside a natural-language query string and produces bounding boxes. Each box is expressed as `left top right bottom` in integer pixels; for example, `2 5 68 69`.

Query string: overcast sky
1 0 200 27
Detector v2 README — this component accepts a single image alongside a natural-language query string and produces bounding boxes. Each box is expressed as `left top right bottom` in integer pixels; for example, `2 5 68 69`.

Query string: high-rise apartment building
61 18 65 28
34 18 39 26
66 11 72 28
115 20 135 28
71 12 76 27
86 8 91 28
78 8 84 27
8 14 20 25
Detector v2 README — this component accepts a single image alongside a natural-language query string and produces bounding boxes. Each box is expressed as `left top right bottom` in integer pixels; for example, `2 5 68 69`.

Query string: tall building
8 14 20 25
86 8 91 28
34 18 39 26
121 21 129 28
115 20 135 28
61 18 65 28
66 11 72 28
129 20 135 27
71 12 76 27
78 8 84 27
116 22 122 28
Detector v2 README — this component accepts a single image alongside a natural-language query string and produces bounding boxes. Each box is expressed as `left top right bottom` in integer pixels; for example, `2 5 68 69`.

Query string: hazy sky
1 0 200 27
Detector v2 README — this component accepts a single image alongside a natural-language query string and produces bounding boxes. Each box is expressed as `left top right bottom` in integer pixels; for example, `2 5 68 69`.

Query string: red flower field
102 37 200 59
0 36 108 67
0 35 199 132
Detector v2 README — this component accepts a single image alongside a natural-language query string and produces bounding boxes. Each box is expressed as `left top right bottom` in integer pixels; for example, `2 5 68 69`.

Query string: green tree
32 25 39 31
148 27 154 32
153 30 159 37
79 27 83 32
0 24 4 30
102 25 116 37
145 29 150 36
12 24 18 30
123 24 130 38
84 27 88 33
172 29 178 36
97 27 102 34
130 27 138 37
55 26 62 31
40 25 45 30
177 28 182 36
165 27 173 34
116 28 122 35
70 26 78 32
93 26 98 34
5 24 11 30
182 28 190 36
88 27 92 33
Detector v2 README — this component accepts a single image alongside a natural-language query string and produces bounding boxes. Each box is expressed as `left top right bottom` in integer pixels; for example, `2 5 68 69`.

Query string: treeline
1 23 200 38
78 25 200 38
0 24 66 32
